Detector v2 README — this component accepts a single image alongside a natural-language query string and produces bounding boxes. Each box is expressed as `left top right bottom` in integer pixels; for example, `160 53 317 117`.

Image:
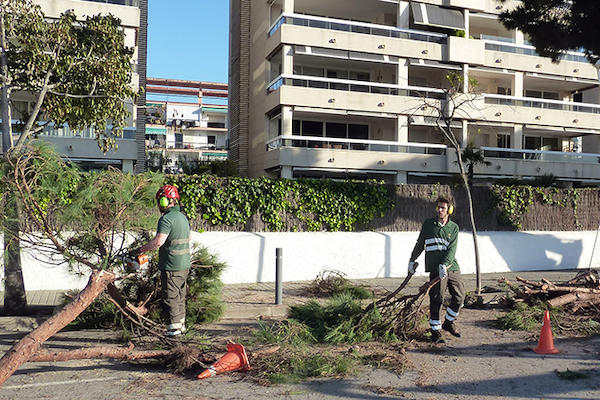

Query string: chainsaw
117 253 149 271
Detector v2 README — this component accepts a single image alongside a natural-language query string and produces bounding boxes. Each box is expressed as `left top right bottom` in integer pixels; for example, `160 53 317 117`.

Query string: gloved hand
408 261 417 275
438 264 448 280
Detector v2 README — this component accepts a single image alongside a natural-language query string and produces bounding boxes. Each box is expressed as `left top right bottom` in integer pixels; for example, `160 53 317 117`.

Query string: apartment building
145 78 228 173
229 0 600 185
6 0 146 173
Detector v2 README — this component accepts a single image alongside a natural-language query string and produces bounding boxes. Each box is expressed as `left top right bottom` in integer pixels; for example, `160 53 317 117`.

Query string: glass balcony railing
483 94 600 114
482 147 600 164
268 13 447 44
266 135 447 155
267 74 447 100
483 40 589 63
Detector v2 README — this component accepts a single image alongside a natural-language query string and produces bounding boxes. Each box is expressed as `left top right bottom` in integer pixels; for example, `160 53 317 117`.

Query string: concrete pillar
281 105 293 137
512 124 523 149
281 165 293 179
460 120 468 148
397 115 409 142
462 64 469 93
283 0 294 13
397 58 408 86
396 171 407 184
513 29 524 46
512 72 523 97
282 44 293 75
122 159 134 173
463 9 470 38
397 1 409 28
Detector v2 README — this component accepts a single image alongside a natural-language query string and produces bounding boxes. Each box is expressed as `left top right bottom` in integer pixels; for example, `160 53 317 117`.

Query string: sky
147 1 229 84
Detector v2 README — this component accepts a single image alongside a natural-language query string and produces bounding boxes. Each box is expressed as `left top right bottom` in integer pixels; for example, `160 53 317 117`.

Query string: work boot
442 320 461 337
430 329 445 344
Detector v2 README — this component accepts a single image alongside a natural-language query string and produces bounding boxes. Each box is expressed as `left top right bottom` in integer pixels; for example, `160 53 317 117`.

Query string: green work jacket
157 205 191 271
410 217 460 274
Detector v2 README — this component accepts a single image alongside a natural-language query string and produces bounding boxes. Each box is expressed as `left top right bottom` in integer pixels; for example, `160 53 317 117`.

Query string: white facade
231 0 600 184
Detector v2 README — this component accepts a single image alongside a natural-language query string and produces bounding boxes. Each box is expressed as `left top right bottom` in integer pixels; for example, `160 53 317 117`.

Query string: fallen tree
0 143 187 386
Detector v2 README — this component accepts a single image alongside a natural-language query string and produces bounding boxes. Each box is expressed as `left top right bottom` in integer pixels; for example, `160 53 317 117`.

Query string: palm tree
460 142 491 188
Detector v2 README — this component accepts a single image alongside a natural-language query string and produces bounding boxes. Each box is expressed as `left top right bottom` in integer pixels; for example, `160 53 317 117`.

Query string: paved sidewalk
0 270 581 321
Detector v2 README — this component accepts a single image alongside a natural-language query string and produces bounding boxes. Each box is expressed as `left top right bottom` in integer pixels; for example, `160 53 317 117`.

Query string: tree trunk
455 149 482 295
28 346 172 362
2 189 26 315
0 269 116 387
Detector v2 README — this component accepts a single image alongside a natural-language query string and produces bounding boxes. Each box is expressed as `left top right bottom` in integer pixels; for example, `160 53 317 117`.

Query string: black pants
429 270 465 330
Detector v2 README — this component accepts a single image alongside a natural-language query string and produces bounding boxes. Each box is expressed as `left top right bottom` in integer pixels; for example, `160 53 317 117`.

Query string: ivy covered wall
165 175 600 232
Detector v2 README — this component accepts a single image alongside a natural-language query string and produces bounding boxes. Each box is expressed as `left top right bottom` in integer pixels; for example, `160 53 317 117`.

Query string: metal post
275 248 283 305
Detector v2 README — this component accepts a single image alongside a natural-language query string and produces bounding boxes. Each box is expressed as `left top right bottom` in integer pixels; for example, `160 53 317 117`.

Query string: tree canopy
500 0 600 62
1 0 138 151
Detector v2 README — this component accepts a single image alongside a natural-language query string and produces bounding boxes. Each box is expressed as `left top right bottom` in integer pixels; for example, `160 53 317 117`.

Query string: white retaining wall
1 231 598 290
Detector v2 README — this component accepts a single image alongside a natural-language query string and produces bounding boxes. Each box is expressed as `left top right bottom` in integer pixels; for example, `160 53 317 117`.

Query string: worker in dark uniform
408 196 465 343
137 185 191 336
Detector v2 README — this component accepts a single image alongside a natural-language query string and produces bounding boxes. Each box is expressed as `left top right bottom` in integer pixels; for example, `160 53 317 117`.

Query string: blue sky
147 1 229 83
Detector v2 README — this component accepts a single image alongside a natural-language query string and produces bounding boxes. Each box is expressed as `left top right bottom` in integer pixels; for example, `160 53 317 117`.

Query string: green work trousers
160 269 189 325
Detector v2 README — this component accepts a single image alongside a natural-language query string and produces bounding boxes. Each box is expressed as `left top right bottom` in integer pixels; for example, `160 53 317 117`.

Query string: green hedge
166 175 394 232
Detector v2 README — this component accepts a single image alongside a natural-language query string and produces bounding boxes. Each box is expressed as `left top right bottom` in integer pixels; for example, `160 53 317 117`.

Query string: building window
497 134 510 148
207 122 225 128
208 136 216 145
301 120 323 136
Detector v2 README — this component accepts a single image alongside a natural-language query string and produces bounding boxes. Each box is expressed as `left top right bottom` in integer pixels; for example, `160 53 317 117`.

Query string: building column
281 165 293 179
512 124 523 149
396 171 407 185
283 0 294 13
463 9 470 38
282 44 293 75
462 64 469 93
397 57 408 86
397 115 409 142
460 120 468 148
513 29 524 46
281 105 293 137
512 71 523 97
397 1 409 29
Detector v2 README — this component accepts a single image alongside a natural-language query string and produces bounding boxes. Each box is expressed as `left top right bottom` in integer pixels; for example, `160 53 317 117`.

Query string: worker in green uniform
408 196 465 344
137 184 191 337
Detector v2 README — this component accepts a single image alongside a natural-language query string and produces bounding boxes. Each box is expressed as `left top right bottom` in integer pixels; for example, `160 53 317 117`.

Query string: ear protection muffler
159 197 169 208
448 204 454 215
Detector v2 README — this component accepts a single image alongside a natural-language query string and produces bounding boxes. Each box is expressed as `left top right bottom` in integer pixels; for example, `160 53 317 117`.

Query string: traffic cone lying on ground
197 343 250 379
533 310 559 354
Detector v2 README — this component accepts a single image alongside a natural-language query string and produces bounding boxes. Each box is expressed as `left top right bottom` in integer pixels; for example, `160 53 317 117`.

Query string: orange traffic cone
533 310 559 354
197 343 250 379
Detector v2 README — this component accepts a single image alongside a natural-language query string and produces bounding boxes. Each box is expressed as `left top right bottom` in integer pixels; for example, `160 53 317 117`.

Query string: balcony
476 94 600 130
264 135 449 174
483 40 597 79
266 74 445 115
481 147 600 180
267 13 446 61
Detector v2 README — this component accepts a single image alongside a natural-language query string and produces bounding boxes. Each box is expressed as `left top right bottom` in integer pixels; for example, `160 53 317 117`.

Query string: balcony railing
268 13 447 44
483 40 589 63
266 135 447 154
482 147 600 164
483 94 600 114
267 74 446 100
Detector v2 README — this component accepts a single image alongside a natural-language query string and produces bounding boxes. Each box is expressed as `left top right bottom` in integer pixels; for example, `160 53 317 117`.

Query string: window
302 121 323 136
207 122 225 128
348 124 368 140
326 122 346 138
497 134 510 148
208 136 216 145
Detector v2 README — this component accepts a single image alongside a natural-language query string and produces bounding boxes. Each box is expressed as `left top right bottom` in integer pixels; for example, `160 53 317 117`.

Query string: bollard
275 248 283 305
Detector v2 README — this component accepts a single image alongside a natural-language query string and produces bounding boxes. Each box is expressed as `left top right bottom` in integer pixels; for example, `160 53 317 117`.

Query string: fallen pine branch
28 344 172 362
